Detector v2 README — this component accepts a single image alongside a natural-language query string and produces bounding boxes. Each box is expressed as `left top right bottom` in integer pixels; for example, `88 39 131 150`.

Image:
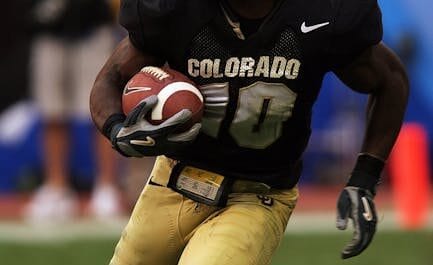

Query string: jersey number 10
200 81 297 149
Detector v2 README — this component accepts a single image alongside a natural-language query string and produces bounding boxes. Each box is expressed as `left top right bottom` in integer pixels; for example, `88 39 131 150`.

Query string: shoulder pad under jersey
119 0 184 55
332 0 382 34
327 0 383 67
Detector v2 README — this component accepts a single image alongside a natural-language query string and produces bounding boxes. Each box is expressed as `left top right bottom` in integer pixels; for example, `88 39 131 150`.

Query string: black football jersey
120 0 383 188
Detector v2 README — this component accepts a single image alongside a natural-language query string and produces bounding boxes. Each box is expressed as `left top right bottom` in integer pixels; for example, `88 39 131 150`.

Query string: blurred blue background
0 0 432 192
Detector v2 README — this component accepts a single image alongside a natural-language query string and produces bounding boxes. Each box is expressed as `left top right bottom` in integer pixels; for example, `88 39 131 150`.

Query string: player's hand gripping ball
122 66 204 131
110 66 203 157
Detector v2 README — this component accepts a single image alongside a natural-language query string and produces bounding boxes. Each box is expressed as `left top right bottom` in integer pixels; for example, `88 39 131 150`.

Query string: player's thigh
30 35 67 119
69 26 114 119
110 183 185 265
110 157 219 265
179 189 298 265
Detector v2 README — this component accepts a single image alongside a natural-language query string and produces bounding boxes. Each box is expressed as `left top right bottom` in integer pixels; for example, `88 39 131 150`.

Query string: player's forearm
90 37 161 132
361 55 409 160
335 44 409 160
334 44 409 191
90 65 124 132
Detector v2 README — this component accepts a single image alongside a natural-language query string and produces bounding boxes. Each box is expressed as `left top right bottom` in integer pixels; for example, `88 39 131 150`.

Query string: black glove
105 95 201 157
336 154 384 259
336 185 377 259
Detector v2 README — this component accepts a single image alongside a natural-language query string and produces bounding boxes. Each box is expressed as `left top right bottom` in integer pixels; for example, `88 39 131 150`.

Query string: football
122 66 204 129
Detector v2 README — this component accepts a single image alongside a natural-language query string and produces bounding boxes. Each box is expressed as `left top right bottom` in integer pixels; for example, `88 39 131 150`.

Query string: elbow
376 44 410 107
89 81 98 117
391 49 410 106
395 65 410 107
378 60 410 108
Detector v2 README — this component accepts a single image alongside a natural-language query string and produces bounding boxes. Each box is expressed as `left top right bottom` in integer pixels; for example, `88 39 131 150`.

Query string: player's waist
150 156 299 193
169 134 307 186
167 151 303 189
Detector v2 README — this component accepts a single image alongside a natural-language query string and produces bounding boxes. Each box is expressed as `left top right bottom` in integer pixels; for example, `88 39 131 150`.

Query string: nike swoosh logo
130 136 156 147
361 197 374 221
301 21 330 33
124 86 152 95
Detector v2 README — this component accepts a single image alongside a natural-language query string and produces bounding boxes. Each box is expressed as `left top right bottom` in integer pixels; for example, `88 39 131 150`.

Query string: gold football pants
110 156 298 265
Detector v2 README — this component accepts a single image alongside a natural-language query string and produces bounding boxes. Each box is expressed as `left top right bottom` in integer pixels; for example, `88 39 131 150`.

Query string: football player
90 0 409 264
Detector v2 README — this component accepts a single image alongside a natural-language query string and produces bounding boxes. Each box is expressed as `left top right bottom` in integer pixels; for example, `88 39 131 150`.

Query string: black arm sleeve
327 0 383 68
119 0 181 58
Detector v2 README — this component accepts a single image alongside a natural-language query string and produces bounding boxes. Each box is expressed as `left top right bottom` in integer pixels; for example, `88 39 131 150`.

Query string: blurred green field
1 231 432 265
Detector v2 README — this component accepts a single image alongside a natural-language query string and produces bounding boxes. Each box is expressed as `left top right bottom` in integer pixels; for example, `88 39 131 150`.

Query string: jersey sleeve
327 0 383 68
119 0 180 57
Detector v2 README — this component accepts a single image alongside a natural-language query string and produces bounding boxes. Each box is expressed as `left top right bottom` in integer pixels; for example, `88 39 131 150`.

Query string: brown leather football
122 66 204 128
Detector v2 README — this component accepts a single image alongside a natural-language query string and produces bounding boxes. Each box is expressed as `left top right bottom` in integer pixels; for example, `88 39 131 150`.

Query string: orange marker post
388 123 431 229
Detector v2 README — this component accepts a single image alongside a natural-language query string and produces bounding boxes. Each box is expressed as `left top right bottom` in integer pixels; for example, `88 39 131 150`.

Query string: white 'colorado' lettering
200 59 213 78
239 57 255 77
225 57 240 77
188 59 200 77
188 56 301 80
255 56 270 78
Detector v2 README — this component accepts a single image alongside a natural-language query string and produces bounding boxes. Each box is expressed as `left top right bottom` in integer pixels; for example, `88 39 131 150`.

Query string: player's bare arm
90 36 160 132
334 42 409 259
335 42 409 160
90 37 201 157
